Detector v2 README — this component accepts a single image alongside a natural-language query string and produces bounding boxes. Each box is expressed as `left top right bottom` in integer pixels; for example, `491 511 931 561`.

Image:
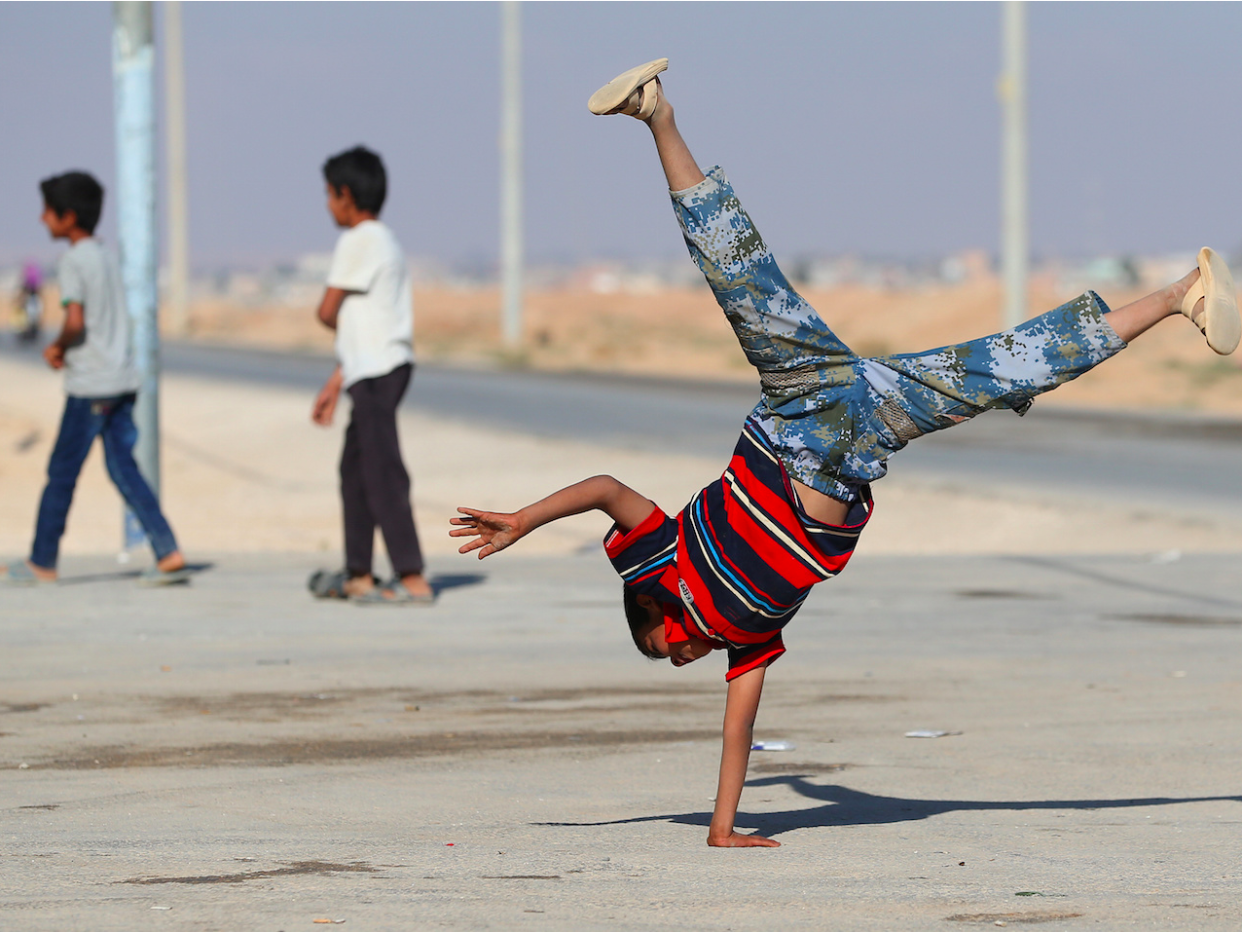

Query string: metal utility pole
113 0 160 549
499 0 524 348
164 0 190 337
999 0 1028 328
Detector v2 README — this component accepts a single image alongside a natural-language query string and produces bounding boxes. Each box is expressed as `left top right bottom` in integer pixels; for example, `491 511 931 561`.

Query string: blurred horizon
3 2 1242 270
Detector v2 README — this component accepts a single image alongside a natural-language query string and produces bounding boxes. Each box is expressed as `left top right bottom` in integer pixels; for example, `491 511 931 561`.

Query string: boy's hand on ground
43 344 64 369
449 508 525 559
706 831 781 848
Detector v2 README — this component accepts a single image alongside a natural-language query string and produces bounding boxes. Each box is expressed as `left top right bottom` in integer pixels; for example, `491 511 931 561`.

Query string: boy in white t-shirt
308 147 432 605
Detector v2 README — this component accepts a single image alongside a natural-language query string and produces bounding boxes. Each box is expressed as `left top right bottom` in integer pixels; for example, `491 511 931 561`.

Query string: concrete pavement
3 550 1241 930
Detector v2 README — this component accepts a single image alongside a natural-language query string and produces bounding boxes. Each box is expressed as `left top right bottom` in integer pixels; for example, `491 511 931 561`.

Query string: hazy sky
3 2 1240 269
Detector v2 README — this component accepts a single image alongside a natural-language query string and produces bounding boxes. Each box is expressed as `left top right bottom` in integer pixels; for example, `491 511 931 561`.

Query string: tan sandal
1181 247 1241 355
587 58 668 119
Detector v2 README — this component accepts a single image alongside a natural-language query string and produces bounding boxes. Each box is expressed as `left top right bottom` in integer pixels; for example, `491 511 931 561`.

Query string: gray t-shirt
57 239 140 397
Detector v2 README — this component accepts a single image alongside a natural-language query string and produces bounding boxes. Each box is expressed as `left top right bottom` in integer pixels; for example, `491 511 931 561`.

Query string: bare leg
642 82 707 192
1104 268 1201 343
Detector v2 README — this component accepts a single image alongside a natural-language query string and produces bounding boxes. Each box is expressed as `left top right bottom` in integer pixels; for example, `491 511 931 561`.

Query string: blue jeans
31 393 179 569
671 167 1127 500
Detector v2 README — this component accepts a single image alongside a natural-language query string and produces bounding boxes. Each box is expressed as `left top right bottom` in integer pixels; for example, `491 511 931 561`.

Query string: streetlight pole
499 0 523 349
999 0 1028 328
164 0 190 337
113 0 160 550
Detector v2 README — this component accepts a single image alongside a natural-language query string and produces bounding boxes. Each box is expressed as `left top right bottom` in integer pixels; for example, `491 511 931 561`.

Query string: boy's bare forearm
519 475 654 535
709 717 754 837
708 665 779 847
316 288 350 330
453 476 655 559
54 303 85 349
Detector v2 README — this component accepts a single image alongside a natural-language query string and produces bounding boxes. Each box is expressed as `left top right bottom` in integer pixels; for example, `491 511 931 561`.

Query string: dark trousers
31 393 178 569
341 363 424 578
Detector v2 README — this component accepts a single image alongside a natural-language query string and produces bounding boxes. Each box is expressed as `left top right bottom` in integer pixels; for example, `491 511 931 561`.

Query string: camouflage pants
671 167 1127 501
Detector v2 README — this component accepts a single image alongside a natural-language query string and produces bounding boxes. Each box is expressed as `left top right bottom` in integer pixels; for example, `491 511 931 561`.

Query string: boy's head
623 584 716 667
39 171 104 238
323 146 387 225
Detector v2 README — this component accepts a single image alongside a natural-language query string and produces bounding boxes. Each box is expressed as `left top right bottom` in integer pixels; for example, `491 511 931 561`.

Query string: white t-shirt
58 238 140 397
327 220 414 388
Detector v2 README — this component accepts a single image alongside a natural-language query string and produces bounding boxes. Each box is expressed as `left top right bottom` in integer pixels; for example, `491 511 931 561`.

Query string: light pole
113 0 160 549
165 0 190 337
999 0 1028 328
499 0 523 349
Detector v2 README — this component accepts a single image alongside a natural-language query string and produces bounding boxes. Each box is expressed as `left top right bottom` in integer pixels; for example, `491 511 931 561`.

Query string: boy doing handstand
451 61 1241 848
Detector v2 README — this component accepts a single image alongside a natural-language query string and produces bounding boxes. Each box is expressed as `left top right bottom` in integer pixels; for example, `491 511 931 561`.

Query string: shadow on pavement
537 775 1242 838
429 572 486 594
56 561 216 587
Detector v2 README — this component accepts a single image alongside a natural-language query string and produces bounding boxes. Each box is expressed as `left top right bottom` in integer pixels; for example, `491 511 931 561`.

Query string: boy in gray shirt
1 171 187 586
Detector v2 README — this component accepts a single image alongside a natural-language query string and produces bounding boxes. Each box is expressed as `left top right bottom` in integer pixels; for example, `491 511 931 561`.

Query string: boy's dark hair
40 171 104 234
624 584 664 659
322 146 387 215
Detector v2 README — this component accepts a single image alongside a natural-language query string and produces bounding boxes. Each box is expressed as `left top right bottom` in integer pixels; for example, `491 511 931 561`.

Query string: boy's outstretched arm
708 664 780 848
451 476 655 559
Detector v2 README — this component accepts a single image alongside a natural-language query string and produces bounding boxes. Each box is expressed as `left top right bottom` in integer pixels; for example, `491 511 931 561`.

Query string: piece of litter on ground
751 740 796 751
17 763 29 770
1171 670 1187 678
1150 549 1182 564
312 920 345 925
905 729 962 739
160 665 172 673
150 905 172 910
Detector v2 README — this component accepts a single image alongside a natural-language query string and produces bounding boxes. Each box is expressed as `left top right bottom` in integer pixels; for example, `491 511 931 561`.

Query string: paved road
3 551 1241 930
158 341 1242 523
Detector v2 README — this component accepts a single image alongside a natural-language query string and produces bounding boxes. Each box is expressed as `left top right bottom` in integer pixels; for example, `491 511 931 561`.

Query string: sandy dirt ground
153 277 1242 418
2 349 1242 568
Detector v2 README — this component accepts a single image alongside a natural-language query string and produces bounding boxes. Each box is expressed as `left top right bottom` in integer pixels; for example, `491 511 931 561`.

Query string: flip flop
1181 247 1241 355
137 566 192 587
308 568 350 600
587 58 668 119
350 579 436 607
0 560 54 587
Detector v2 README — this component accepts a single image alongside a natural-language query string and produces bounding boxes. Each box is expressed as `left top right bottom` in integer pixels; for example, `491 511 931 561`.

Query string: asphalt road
157 341 1242 523
7 337 1242 522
